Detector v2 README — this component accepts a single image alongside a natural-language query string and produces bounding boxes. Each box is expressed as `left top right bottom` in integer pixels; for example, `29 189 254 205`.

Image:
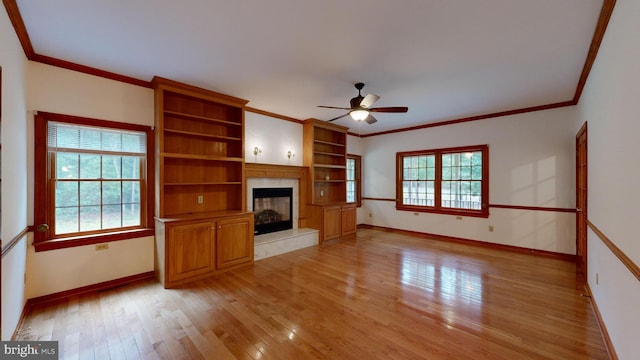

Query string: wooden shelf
164 110 242 127
161 153 244 162
314 151 344 157
314 139 345 147
164 182 242 186
314 180 345 183
313 164 346 169
163 128 241 141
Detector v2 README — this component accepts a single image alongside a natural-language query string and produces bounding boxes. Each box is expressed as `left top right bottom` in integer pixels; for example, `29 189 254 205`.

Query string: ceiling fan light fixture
350 109 369 121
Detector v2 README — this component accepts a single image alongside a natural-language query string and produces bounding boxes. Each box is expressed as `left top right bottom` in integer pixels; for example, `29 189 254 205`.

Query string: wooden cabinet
152 77 254 288
310 203 357 242
156 212 254 288
167 220 216 282
216 215 254 269
341 204 357 236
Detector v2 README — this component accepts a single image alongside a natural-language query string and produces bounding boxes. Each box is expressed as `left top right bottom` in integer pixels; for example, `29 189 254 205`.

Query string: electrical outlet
320 190 324 197
489 225 494 232
197 195 204 204
369 213 372 218
96 243 109 251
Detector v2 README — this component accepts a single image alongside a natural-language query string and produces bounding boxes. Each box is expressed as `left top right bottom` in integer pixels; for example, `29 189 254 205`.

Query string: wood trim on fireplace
245 163 310 229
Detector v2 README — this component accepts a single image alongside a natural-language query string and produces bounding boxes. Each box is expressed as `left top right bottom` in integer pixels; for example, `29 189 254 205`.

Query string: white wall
1 6 29 340
245 112 303 166
575 0 640 358
25 62 155 299
360 106 578 254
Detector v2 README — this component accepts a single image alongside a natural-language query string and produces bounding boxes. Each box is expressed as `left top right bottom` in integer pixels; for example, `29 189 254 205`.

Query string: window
34 112 154 251
396 145 488 217
346 154 362 207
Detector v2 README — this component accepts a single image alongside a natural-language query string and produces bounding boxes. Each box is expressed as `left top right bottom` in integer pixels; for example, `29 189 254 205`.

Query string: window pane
80 128 102 151
442 154 451 167
427 167 435 180
442 166 451 180
53 125 79 148
80 206 101 231
80 181 101 206
123 203 141 227
102 131 122 152
122 181 140 204
103 182 122 205
122 157 141 179
102 156 122 179
471 165 482 180
80 154 101 179
122 133 144 153
56 153 79 179
56 181 78 207
56 207 78 234
102 204 122 229
418 167 426 180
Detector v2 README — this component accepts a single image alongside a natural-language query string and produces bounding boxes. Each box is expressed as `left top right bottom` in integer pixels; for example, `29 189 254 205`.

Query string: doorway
576 122 588 282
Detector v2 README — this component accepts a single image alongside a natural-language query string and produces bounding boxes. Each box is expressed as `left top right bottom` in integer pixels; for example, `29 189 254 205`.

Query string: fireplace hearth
253 187 293 235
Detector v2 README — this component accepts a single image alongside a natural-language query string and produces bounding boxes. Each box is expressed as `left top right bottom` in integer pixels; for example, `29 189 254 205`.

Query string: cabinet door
217 215 254 269
341 204 357 236
167 221 215 282
323 205 342 240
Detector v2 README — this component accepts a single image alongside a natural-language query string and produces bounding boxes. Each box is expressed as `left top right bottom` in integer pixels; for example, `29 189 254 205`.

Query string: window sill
33 228 155 252
396 205 489 218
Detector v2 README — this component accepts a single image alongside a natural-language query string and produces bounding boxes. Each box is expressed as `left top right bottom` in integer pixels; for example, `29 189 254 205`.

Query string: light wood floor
17 229 608 359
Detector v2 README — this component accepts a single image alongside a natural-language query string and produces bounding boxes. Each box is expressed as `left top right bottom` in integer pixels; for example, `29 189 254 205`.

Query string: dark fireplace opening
253 187 293 235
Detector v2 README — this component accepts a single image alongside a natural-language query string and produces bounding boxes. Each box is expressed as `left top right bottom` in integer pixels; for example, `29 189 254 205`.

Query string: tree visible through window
34 112 154 251
396 145 488 217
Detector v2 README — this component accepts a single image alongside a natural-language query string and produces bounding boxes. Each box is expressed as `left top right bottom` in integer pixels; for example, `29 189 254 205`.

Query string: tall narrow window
396 145 488 217
34 112 154 251
346 154 362 207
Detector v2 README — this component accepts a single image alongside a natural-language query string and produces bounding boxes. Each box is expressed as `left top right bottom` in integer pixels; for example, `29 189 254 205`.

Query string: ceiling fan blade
369 106 408 113
327 113 350 122
365 114 378 124
360 94 380 108
318 105 352 110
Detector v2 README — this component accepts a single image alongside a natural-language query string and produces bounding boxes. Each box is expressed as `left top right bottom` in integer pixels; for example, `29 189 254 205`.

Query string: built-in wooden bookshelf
303 119 356 242
303 119 348 204
152 77 253 288
153 78 248 217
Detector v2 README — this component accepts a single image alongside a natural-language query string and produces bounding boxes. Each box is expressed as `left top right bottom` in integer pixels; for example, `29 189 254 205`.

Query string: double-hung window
396 145 488 217
346 154 362 207
34 112 154 251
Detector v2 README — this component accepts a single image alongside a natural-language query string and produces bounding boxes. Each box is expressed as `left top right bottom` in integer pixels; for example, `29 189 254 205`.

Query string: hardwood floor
16 228 608 359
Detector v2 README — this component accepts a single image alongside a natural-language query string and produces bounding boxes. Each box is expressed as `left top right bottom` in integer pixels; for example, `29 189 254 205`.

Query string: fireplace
253 187 293 235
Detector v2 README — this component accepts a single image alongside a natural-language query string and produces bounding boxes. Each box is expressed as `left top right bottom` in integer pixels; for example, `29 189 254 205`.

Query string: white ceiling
16 0 603 135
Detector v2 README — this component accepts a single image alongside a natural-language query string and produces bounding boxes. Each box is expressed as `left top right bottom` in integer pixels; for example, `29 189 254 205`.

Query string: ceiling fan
318 82 408 124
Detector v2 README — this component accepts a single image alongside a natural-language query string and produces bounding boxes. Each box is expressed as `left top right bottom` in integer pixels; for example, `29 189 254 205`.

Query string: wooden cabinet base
308 203 357 243
155 212 254 288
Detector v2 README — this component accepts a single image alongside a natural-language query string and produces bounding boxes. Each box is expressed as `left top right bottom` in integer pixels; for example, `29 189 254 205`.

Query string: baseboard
584 283 618 360
357 224 576 262
11 271 156 340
